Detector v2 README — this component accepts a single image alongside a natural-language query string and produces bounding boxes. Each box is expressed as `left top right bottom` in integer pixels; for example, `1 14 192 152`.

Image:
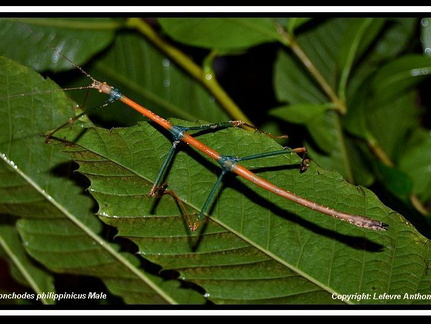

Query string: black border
1 6 431 316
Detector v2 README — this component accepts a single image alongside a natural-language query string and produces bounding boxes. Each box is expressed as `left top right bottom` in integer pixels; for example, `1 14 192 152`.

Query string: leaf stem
410 193 431 217
276 22 353 182
276 22 347 115
367 136 394 167
126 18 253 125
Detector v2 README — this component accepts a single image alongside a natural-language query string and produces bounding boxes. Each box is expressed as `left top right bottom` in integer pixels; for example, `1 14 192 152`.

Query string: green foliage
0 17 431 306
158 18 282 51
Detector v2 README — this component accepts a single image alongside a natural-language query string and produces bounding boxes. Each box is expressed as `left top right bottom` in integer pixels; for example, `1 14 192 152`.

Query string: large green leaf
0 18 117 72
0 56 204 304
49 110 431 304
158 18 281 51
